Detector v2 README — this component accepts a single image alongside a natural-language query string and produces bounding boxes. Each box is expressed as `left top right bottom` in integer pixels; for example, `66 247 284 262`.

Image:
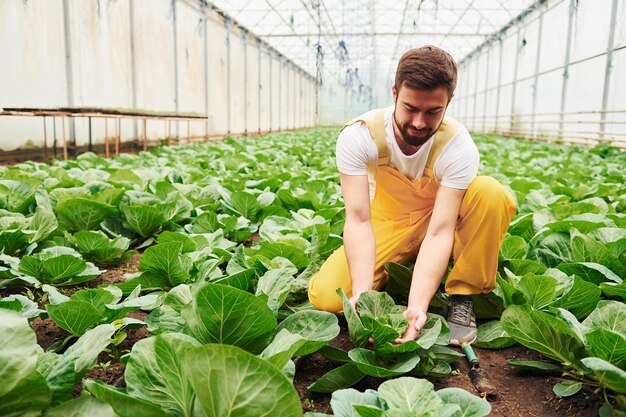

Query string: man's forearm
343 220 376 294
408 232 454 312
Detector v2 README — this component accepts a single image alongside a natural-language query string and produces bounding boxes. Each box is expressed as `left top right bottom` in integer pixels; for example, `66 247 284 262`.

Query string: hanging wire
314 0 323 124
336 40 349 64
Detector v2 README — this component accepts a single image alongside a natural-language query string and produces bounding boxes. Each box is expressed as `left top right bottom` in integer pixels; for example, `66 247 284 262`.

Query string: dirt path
293 328 601 416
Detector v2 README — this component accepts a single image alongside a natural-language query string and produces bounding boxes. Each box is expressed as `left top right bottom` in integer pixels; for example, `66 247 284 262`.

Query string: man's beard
392 108 437 147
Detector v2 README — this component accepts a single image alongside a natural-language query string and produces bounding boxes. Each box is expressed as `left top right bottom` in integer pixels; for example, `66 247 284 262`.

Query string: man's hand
394 306 428 344
349 293 361 312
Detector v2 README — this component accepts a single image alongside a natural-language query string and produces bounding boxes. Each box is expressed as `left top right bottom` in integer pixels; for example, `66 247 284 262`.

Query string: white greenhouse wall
450 0 626 147
258 50 272 133
0 0 316 156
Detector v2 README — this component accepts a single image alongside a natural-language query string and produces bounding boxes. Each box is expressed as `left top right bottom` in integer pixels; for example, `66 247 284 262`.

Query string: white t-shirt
336 106 479 198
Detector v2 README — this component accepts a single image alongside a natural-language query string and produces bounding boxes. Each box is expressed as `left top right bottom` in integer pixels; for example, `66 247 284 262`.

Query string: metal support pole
203 12 209 141
43 116 48 160
130 0 138 145
62 0 76 152
226 17 232 135
268 49 273 132
472 53 480 131
531 8 544 140
61 116 68 161
296 72 300 128
278 58 283 130
369 0 377 109
243 29 248 135
558 0 576 141
172 0 180 140
258 39 262 134
293 66 297 128
105 118 109 158
463 62 471 122
482 46 491 133
88 117 93 152
115 118 120 155
495 37 504 134
600 0 619 140
510 29 522 134
143 119 147 151
53 116 58 159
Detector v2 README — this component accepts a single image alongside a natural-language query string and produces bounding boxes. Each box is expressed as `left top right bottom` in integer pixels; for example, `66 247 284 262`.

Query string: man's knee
307 247 351 314
466 176 516 215
308 273 345 314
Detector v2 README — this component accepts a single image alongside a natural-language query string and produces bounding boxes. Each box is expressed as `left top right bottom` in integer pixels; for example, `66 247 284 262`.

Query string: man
308 45 516 346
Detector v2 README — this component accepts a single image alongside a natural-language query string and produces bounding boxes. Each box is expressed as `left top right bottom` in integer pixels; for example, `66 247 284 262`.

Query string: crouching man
308 45 516 346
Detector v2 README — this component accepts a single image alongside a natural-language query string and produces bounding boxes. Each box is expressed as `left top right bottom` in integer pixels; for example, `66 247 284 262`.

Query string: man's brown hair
394 45 458 98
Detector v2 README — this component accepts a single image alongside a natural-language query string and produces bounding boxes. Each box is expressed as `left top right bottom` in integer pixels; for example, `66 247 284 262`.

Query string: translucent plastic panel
447 95 464 122
68 1 133 108
467 58 479 97
533 70 563 140
570 0 613 63
229 27 247 134
615 0 626 49
134 0 176 112
177 5 206 115
473 92 486 132
207 19 228 135
538 0 569 73
535 70 563 115
602 48 626 143
0 2 67 108
270 56 280 130
497 85 513 131
259 50 272 132
500 31 520 86
295 73 302 128
476 52 487 94
279 60 288 130
286 65 295 129
512 78 534 133
486 45 502 91
246 40 261 133
563 56 605 141
564 56 605 112
484 89 498 132
0 117 45 150
606 48 626 112
516 17 540 81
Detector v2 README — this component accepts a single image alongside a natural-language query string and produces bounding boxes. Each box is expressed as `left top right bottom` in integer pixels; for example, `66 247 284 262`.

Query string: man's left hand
394 306 428 344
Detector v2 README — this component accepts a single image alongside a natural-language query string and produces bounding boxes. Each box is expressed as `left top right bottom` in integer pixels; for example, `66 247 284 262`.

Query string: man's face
392 84 451 147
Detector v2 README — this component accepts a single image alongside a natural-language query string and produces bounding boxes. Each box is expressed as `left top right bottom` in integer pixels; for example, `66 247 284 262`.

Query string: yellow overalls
308 109 517 314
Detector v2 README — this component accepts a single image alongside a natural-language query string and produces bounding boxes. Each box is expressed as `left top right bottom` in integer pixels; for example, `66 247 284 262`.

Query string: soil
293 328 603 416
6 254 603 416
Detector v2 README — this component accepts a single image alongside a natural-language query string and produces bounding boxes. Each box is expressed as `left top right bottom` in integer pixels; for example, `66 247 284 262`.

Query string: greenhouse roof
210 0 541 84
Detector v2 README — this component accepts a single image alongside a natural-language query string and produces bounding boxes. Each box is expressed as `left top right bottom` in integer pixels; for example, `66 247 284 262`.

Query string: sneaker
447 295 477 346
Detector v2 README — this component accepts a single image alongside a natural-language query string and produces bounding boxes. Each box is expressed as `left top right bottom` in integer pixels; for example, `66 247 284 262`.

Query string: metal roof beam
257 31 492 37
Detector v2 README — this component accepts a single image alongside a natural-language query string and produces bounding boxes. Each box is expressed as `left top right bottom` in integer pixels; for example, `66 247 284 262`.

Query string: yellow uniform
308 109 516 313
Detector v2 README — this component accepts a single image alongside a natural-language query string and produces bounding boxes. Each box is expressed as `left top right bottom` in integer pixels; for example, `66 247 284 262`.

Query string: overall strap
342 108 388 177
423 116 461 177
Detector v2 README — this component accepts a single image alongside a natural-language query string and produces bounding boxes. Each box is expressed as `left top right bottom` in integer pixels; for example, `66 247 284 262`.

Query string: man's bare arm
396 184 466 343
340 173 375 309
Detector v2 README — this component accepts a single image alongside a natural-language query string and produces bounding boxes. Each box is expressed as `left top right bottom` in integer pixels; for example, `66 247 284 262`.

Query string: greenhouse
0 0 625 416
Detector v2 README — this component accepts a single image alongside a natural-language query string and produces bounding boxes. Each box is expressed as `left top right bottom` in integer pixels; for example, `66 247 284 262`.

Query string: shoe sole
448 334 477 347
